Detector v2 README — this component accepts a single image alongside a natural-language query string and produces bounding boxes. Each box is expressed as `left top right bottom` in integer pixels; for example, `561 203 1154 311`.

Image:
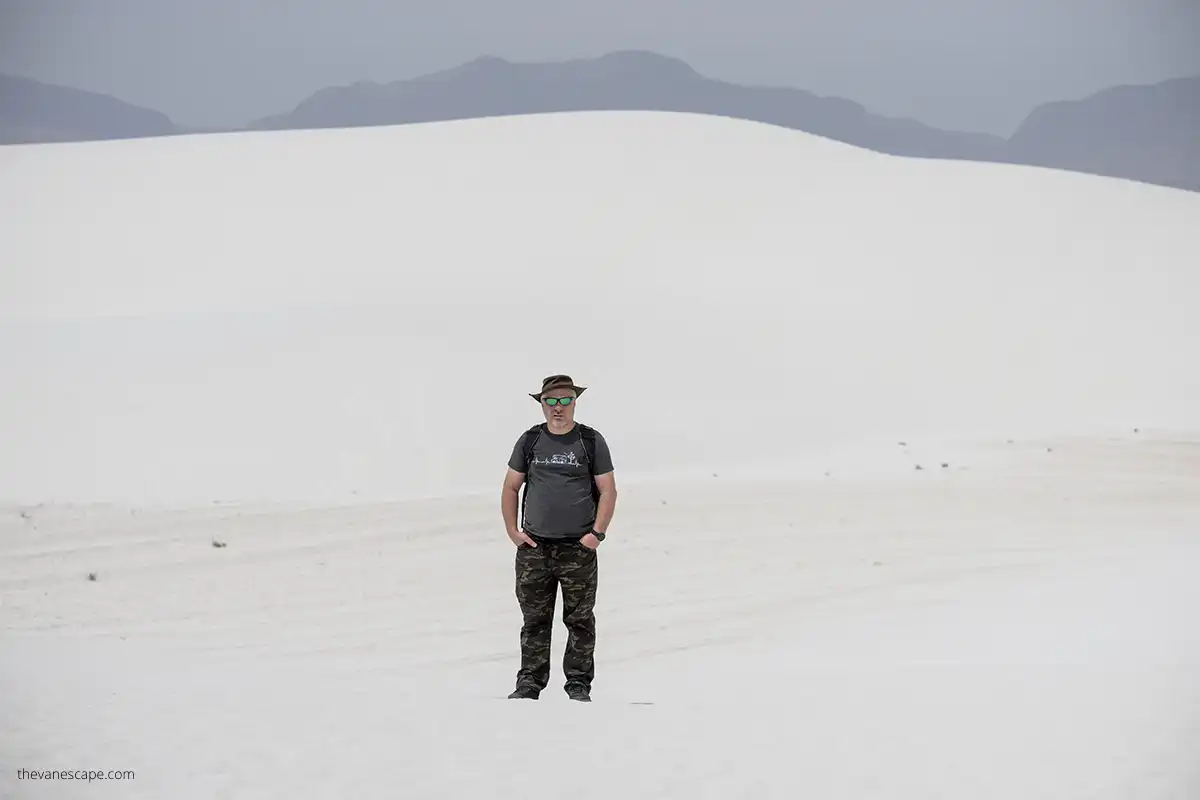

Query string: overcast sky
2 0 1198 136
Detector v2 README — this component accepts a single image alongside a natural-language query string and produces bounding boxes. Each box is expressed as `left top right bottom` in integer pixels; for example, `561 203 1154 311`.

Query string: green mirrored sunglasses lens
545 397 573 406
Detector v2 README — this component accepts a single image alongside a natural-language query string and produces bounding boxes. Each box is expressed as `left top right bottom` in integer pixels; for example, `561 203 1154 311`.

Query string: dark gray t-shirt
508 423 614 539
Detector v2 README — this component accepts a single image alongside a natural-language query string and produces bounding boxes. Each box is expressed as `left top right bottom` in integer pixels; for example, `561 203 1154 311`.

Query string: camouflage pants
514 539 599 692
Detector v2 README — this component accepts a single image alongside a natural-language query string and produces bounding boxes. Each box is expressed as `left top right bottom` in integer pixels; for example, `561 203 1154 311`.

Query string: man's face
541 389 577 424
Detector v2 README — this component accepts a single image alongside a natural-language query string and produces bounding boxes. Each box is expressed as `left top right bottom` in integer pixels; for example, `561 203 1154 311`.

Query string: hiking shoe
508 685 540 700
566 685 591 702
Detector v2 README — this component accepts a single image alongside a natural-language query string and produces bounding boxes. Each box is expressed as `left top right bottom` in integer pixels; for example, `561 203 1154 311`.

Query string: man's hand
580 533 601 550
508 528 536 548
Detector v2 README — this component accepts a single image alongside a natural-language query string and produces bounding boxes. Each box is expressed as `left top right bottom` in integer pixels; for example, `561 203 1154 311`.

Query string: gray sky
2 0 1198 136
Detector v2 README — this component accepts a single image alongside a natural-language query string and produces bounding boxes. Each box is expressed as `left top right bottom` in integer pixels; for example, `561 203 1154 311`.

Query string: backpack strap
519 423 543 528
577 424 600 506
521 423 543 468
577 424 597 475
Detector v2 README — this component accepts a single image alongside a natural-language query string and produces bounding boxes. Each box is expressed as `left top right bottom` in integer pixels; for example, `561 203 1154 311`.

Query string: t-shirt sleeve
508 433 530 472
592 432 614 474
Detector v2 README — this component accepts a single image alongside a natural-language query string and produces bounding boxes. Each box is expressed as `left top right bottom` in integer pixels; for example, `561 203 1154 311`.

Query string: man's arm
502 468 532 544
593 471 617 533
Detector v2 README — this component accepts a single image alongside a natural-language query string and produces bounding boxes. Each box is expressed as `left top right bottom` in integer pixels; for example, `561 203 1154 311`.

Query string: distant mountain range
3 52 1196 192
0 73 179 144
248 51 1008 163
1005 75 1199 193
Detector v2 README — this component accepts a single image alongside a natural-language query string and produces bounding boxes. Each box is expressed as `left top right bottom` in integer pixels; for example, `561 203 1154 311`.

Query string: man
501 374 617 702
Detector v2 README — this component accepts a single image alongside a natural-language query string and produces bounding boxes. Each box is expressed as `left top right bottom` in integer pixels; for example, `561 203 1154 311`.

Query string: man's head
530 374 586 427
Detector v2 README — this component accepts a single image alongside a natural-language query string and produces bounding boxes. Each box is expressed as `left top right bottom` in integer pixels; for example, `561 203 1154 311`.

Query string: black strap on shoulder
519 423 543 528
577 424 600 506
521 423 544 468
576 423 597 475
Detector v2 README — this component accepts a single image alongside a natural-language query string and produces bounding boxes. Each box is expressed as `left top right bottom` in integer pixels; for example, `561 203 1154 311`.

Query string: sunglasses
543 396 574 406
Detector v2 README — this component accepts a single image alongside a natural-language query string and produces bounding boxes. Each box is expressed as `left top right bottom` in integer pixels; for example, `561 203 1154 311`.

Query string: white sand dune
2 111 1199 798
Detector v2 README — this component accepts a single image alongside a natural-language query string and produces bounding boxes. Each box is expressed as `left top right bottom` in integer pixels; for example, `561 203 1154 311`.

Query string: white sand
2 111 1199 798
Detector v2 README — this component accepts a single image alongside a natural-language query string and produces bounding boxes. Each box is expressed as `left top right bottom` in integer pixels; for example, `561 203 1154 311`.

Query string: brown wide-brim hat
529 374 588 401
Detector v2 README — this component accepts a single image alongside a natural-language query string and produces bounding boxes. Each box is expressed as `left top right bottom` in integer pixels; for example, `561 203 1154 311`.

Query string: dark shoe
508 685 540 700
565 685 591 702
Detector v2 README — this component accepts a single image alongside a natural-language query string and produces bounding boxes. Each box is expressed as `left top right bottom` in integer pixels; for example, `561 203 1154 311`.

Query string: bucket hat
529 374 587 401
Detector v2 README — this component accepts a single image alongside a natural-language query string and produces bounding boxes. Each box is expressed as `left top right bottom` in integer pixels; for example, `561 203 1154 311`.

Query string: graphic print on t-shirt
532 451 582 468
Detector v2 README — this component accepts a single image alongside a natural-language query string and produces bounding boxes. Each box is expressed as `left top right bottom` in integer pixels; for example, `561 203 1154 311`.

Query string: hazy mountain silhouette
1008 76 1200 192
249 51 1007 161
4 53 1196 193
0 74 181 144
249 51 1199 191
